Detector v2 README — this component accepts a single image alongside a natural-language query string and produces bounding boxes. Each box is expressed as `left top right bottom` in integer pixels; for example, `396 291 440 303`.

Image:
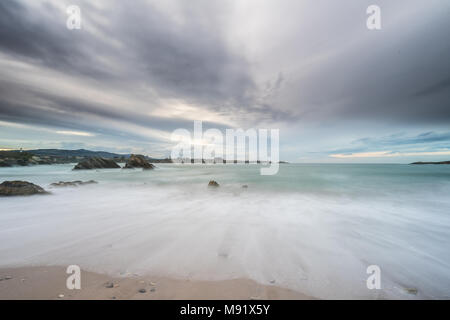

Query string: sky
0 0 449 163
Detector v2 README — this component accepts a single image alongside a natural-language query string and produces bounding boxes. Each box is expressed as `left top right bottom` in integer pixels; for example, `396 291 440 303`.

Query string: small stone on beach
150 288 156 292
138 289 146 293
104 282 114 288
405 287 418 295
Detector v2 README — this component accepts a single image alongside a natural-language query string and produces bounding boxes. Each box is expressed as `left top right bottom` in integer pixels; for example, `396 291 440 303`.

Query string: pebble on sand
405 288 418 295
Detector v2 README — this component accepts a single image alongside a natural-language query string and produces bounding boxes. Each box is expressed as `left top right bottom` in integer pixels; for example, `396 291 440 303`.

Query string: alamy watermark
366 265 381 289
66 265 81 290
367 5 381 30
66 5 81 30
171 121 280 175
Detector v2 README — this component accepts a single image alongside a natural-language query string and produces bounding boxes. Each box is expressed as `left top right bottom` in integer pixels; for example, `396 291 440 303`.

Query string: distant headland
410 161 450 165
0 149 172 167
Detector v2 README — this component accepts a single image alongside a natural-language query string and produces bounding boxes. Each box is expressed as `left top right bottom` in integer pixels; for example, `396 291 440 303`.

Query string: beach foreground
0 266 311 300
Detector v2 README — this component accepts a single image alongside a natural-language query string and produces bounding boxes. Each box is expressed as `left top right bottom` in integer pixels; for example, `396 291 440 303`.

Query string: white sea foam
0 164 449 299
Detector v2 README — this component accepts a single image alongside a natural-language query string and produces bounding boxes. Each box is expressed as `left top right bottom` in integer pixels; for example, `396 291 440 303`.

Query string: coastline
0 266 313 300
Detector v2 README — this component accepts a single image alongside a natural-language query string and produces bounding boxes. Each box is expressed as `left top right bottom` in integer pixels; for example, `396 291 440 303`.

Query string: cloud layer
0 0 449 160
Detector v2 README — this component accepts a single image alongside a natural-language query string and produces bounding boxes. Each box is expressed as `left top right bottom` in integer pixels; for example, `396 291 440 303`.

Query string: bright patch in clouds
331 150 450 158
56 130 95 137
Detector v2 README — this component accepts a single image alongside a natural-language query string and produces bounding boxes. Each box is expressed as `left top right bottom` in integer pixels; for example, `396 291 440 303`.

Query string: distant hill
410 161 450 165
0 149 172 166
27 149 130 159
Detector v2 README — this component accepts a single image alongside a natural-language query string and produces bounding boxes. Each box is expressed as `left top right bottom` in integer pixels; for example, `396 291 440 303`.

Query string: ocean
0 163 449 299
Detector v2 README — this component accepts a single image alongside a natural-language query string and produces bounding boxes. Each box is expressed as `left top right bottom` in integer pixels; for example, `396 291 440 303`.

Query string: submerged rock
50 180 98 187
208 180 220 187
123 154 155 170
73 157 120 170
242 185 248 189
0 181 49 196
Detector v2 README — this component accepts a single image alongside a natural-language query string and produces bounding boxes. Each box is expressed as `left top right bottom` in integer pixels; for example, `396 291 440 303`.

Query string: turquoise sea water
0 163 449 299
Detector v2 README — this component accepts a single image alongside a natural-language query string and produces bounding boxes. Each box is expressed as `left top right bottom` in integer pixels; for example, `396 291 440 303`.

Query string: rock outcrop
208 180 220 188
50 180 98 187
73 157 120 170
0 181 49 196
123 154 155 170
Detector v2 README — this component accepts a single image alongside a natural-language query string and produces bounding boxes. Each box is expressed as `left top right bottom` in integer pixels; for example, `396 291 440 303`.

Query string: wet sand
0 266 312 300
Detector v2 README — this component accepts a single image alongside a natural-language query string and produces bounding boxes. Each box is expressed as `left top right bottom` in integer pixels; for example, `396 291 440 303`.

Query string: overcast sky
0 0 449 162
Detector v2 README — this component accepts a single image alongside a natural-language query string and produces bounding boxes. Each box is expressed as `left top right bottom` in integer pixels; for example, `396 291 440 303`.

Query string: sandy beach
0 266 312 300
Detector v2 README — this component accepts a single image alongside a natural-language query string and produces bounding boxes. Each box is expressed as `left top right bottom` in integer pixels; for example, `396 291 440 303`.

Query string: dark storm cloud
414 78 450 98
0 1 113 80
266 1 450 124
112 2 255 106
0 0 256 106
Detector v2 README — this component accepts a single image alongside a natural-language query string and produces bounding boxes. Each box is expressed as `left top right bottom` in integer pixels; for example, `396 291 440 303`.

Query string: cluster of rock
123 154 155 170
0 181 49 196
0 179 101 196
73 157 121 170
50 180 98 187
1 154 160 197
72 155 155 170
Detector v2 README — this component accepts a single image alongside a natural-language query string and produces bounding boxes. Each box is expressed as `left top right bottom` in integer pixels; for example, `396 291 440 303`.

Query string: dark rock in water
0 181 49 196
208 180 220 187
123 154 155 170
50 180 98 187
73 157 120 170
242 185 248 188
